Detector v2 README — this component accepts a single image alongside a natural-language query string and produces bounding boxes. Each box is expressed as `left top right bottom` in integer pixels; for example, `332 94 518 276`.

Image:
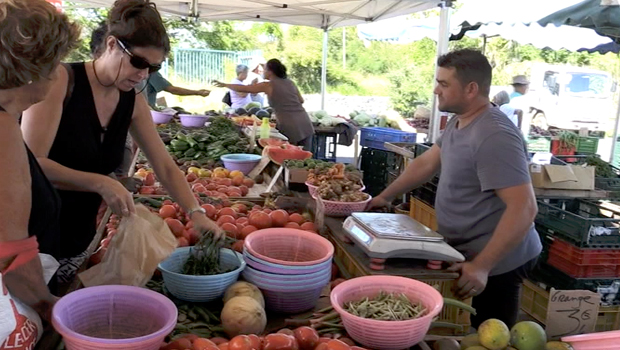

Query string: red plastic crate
550 237 620 265
547 254 620 278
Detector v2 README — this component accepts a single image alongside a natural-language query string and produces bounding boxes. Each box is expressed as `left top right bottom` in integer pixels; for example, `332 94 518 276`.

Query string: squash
221 296 267 337
223 281 265 308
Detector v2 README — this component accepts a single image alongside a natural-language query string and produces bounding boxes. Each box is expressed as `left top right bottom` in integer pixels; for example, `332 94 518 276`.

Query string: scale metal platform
343 212 465 262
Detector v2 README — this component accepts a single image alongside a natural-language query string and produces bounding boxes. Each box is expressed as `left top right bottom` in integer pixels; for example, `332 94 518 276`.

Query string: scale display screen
349 225 373 246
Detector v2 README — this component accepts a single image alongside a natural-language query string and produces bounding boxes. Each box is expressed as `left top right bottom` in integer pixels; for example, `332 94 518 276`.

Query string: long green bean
343 291 426 321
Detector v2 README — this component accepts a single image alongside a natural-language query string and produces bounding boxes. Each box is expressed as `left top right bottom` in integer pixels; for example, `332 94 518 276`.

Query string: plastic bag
79 204 177 287
0 273 44 349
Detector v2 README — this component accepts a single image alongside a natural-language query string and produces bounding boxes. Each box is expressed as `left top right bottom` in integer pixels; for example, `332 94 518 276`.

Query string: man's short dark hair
437 49 492 97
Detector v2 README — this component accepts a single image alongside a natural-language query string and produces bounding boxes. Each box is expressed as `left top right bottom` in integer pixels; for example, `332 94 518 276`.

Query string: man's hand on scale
448 261 490 300
366 195 391 211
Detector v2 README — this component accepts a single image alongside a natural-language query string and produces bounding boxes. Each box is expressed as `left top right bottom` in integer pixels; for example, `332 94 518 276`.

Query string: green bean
343 291 426 321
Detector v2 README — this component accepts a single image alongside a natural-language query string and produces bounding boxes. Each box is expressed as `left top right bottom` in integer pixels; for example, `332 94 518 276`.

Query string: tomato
178 334 199 342
144 173 156 186
231 176 244 187
165 218 185 237
293 327 319 350
314 344 328 350
240 225 258 239
243 178 255 188
139 186 156 195
249 212 272 229
221 223 239 238
247 334 261 350
210 338 229 345
236 217 249 225
219 207 238 219
162 338 193 350
335 338 354 347
186 173 198 182
217 215 237 226
326 340 350 350
269 210 289 227
193 338 219 350
177 237 189 247
277 329 294 336
289 213 305 225
163 199 173 205
229 335 254 350
239 185 249 196
284 222 300 229
252 205 262 211
317 338 331 344
201 204 217 219
218 343 230 350
300 222 316 232
232 240 244 253
159 205 177 219
232 204 248 213
263 334 298 350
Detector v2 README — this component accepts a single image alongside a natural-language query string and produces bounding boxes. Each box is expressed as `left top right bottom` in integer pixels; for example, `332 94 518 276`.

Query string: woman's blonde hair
0 0 80 89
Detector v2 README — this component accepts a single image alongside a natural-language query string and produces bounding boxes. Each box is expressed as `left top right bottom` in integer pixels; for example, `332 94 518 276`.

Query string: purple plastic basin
52 285 177 350
221 154 262 175
151 110 174 124
179 114 208 128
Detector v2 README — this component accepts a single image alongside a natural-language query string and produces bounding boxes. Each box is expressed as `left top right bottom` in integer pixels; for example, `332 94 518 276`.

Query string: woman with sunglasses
0 0 79 327
21 0 221 284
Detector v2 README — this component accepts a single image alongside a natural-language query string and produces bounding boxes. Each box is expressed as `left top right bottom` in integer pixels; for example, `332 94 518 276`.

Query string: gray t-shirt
436 106 541 276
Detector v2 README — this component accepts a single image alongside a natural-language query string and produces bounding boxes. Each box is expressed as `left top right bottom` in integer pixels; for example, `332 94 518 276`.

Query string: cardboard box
285 167 309 184
529 164 595 190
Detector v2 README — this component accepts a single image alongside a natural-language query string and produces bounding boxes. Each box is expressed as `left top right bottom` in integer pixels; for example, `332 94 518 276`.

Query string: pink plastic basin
563 330 620 350
331 276 443 350
52 285 177 350
244 228 334 266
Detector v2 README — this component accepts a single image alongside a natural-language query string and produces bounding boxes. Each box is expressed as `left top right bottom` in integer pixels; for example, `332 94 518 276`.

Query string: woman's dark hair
266 59 287 79
107 0 170 54
90 21 107 58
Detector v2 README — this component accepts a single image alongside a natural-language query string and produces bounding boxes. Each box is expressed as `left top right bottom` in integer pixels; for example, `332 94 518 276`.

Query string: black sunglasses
116 38 161 73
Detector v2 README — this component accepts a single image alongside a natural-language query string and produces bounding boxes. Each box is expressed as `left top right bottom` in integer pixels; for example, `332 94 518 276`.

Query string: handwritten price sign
546 288 601 340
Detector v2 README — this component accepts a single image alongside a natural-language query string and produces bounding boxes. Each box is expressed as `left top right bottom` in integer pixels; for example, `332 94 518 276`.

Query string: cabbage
309 113 319 123
378 116 387 128
244 101 261 110
353 112 371 125
319 117 345 127
313 110 329 120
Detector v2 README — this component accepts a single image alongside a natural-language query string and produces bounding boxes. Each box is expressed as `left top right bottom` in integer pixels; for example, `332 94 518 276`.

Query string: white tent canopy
72 0 444 109
74 0 438 30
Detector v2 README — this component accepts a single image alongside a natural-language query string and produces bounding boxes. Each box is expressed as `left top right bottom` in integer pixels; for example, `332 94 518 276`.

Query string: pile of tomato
160 327 367 350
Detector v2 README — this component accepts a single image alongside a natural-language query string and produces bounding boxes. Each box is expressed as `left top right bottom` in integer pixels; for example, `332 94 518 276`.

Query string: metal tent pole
429 0 452 143
321 28 329 110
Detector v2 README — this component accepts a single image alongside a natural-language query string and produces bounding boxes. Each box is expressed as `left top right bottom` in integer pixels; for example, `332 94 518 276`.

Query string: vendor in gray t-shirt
369 49 542 329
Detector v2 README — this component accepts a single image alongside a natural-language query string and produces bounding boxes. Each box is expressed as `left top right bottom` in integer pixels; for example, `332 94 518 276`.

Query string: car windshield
564 73 610 97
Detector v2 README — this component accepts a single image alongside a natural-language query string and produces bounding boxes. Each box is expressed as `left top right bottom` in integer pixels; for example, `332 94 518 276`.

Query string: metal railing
170 48 263 86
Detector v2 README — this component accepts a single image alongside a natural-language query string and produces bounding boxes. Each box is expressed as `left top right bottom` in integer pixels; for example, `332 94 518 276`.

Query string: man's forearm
472 203 535 271
166 86 203 96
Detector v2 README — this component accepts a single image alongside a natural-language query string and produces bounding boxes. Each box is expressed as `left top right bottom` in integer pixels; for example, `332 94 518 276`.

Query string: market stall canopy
538 0 620 43
73 0 438 29
578 41 620 54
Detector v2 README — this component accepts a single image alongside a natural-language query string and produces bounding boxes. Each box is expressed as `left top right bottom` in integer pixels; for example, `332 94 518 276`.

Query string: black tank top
48 63 135 258
0 106 60 256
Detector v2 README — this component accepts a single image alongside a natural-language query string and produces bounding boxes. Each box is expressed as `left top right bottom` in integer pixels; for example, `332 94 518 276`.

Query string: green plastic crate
528 137 551 153
577 137 599 154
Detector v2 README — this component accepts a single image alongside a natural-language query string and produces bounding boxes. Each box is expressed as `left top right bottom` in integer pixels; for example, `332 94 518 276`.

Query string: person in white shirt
230 65 252 109
247 60 266 106
492 91 522 128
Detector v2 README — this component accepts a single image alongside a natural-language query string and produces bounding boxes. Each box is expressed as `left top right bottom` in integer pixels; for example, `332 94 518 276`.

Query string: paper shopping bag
79 204 177 287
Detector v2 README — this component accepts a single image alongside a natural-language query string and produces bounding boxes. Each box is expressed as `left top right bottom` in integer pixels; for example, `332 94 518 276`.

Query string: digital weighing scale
343 213 465 262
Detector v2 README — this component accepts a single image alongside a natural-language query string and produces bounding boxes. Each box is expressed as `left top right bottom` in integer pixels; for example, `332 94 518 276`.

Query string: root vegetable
221 296 267 338
223 281 265 308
